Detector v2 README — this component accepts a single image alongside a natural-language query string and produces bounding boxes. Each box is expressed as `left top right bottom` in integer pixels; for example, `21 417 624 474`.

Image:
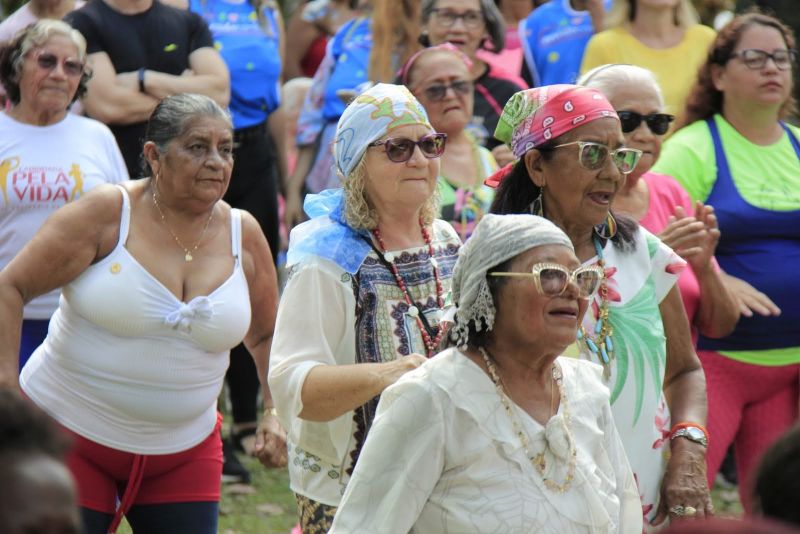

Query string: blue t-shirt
190 0 281 129
321 16 371 121
520 0 611 86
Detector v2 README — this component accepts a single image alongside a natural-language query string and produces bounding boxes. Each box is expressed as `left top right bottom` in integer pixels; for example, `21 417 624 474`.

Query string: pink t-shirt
639 171 715 346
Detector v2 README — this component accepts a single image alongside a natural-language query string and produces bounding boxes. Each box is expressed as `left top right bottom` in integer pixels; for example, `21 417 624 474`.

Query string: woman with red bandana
488 85 711 526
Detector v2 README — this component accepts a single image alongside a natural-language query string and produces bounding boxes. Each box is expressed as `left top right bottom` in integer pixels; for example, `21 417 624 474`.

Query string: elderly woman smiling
268 83 461 533
330 213 643 533
489 85 711 525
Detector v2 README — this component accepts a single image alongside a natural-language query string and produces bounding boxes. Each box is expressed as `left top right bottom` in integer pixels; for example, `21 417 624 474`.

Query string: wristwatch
671 426 708 447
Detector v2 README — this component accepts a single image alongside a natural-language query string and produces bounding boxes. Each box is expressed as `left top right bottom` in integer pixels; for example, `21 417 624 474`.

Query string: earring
594 212 618 240
529 189 544 217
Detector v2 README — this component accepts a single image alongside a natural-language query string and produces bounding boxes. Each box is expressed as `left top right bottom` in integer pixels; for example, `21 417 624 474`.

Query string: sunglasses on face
730 48 796 71
32 51 84 78
545 141 642 174
369 133 447 163
420 80 472 102
430 8 484 29
617 111 675 135
490 263 604 298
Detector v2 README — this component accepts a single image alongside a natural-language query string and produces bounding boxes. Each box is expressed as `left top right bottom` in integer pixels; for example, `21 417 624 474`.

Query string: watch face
686 427 705 440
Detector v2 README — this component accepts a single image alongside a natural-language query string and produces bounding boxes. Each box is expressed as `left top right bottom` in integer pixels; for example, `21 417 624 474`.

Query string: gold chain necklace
478 346 577 493
152 190 214 262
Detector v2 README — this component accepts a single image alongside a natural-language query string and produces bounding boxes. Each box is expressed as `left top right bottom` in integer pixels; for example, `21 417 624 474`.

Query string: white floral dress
570 226 685 526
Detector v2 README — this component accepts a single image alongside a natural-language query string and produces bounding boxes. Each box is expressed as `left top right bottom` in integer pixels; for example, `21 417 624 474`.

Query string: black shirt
66 0 214 177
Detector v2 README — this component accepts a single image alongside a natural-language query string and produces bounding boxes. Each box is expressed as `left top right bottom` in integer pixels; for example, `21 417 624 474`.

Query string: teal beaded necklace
577 237 614 380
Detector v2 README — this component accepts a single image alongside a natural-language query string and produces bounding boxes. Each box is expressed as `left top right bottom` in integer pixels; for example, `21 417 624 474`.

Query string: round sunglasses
490 263 604 299
31 51 84 78
617 111 675 135
544 141 642 174
368 133 447 163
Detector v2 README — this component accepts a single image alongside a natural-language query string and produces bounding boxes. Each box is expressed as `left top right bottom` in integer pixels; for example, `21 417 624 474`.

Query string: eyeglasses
617 111 675 135
420 80 472 102
545 141 642 174
430 8 484 29
730 48 796 71
490 263 604 298
369 133 447 163
32 51 84 78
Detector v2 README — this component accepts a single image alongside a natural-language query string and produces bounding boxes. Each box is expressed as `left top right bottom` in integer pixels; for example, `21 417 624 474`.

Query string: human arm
238 211 286 468
284 7 323 80
330 377 445 533
81 52 161 125
137 47 230 107
652 286 711 526
586 0 606 33
0 185 122 388
658 203 738 338
283 144 314 229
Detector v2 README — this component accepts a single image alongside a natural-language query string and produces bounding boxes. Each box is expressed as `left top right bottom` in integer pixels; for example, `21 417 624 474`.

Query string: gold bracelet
265 407 277 417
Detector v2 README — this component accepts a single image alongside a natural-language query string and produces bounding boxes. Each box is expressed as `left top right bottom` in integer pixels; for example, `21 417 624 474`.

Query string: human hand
658 204 717 271
283 190 306 233
253 408 288 468
382 353 427 390
490 144 516 168
721 272 781 318
651 438 712 526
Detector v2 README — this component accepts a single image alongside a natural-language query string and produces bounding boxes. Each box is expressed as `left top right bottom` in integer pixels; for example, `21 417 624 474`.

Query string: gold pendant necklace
152 190 214 262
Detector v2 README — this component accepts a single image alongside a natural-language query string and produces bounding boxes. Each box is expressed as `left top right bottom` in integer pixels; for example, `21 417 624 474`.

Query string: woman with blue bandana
268 83 461 533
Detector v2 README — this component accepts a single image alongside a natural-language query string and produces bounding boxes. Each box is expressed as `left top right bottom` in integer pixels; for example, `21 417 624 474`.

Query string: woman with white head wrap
268 83 461 532
331 214 643 533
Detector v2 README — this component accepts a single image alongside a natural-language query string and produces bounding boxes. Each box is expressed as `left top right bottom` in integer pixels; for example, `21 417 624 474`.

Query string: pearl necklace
152 190 214 262
577 237 614 379
478 346 577 493
372 219 444 357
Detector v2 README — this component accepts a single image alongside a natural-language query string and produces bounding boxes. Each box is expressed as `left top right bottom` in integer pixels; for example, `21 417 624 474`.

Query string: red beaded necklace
372 219 445 357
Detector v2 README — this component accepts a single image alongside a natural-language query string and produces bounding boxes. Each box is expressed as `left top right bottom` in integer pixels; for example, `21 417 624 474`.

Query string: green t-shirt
653 114 800 365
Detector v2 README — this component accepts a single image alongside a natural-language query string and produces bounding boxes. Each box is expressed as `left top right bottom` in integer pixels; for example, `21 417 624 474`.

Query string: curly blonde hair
342 157 440 230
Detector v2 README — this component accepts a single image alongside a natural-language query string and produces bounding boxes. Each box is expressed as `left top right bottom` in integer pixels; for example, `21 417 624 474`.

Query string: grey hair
420 0 506 52
0 19 89 106
142 93 232 176
577 64 665 109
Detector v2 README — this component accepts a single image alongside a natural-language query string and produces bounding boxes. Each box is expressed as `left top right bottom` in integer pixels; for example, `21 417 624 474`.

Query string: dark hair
141 93 232 176
445 257 513 350
489 154 637 250
420 0 506 52
753 423 800 527
0 20 91 107
678 9 797 129
0 390 70 460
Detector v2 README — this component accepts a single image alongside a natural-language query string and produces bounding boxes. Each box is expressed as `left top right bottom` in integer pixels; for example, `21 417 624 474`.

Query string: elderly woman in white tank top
0 93 286 534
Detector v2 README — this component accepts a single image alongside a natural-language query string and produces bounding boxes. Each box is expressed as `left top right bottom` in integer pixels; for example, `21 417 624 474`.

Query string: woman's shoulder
685 23 717 44
64 113 118 140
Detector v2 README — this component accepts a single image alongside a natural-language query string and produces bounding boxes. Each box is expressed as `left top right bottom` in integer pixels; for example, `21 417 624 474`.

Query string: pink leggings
699 350 800 511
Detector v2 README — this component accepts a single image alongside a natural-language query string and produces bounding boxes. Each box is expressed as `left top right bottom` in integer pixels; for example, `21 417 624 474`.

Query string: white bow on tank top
21 185 252 454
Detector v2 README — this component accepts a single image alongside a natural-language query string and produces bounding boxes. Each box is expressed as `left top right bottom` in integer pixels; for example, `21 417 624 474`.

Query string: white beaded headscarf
450 213 575 348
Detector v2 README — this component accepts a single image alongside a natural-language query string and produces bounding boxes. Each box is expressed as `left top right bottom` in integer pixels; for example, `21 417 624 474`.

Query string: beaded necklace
577 237 614 380
372 219 444 357
478 346 577 493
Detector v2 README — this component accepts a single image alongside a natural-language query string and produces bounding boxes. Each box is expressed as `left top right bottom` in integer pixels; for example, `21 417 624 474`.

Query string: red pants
699 350 800 510
63 413 223 529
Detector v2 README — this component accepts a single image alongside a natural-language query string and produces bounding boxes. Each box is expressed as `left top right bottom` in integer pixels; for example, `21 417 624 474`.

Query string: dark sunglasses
369 133 447 163
33 51 84 78
617 111 675 135
421 80 472 102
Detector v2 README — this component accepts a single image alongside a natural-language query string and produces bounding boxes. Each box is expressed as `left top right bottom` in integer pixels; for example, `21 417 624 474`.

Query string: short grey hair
0 19 89 105
142 93 232 175
577 64 665 109
420 0 506 52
